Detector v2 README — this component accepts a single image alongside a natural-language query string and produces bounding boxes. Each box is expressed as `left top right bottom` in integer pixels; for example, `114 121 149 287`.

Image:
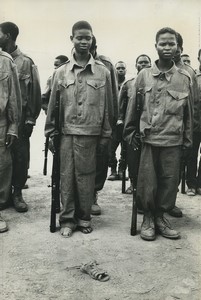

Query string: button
160 77 163 81
154 112 158 116
78 102 82 105
158 88 161 92
94 83 98 88
79 79 82 83
78 113 81 116
156 101 159 104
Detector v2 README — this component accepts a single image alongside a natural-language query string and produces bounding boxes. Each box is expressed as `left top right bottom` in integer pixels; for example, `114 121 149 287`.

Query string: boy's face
0 27 8 49
136 56 151 72
115 63 126 76
155 32 177 61
71 29 93 54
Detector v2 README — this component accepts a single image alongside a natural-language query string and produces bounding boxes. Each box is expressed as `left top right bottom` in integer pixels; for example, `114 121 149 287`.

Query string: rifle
50 90 61 233
181 160 186 194
130 90 143 236
121 88 129 194
43 136 49 176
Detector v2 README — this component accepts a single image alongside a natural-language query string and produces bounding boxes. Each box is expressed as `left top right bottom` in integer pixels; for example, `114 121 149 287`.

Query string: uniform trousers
137 143 181 213
0 126 12 206
59 135 98 229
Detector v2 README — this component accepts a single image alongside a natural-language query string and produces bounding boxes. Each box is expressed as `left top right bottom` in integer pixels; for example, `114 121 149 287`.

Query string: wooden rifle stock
50 90 61 233
130 90 142 236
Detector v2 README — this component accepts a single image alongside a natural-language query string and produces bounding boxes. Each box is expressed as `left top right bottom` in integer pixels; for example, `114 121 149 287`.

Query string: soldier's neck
157 59 173 72
2 41 16 54
74 52 90 67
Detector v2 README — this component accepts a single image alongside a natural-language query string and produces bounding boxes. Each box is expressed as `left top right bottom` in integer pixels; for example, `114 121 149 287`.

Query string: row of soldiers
0 20 200 242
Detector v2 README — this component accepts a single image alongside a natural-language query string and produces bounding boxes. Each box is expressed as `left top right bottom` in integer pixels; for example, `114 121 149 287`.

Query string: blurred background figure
181 54 191 65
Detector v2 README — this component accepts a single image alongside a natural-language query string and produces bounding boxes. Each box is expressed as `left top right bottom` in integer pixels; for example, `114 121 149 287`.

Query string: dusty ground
0 113 201 300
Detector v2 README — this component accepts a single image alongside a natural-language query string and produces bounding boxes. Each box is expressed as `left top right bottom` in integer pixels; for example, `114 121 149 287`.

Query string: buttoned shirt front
45 54 112 138
124 61 193 148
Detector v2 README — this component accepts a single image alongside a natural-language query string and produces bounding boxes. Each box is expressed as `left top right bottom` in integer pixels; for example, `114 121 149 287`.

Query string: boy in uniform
0 50 21 231
45 21 112 237
124 27 192 241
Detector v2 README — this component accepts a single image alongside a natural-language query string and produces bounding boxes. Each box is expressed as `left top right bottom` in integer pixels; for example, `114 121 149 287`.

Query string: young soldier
118 54 151 194
107 61 127 181
173 33 200 201
42 55 69 114
124 27 192 241
45 21 112 237
0 50 21 231
90 36 118 215
0 22 41 212
181 54 191 66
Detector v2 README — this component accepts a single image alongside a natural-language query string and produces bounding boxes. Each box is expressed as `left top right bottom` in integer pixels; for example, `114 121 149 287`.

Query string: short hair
198 49 201 58
181 54 189 58
55 55 69 63
136 54 151 64
115 61 126 67
0 22 19 41
72 21 92 36
155 27 177 42
176 32 183 48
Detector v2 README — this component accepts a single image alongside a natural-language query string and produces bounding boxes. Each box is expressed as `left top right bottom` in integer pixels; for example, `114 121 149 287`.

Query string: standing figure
124 27 192 241
90 36 118 215
107 61 127 181
42 55 69 114
118 54 151 194
0 22 41 212
0 50 21 231
45 21 112 237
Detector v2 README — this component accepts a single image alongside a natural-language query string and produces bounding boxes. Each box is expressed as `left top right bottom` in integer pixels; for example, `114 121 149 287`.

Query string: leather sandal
80 261 110 282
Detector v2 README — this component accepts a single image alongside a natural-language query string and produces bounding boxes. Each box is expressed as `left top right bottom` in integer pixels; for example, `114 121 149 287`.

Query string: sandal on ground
80 261 110 282
60 227 73 238
78 226 93 234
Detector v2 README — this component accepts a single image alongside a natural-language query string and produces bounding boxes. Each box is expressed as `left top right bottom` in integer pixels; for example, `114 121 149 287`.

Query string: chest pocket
18 73 31 104
0 73 9 115
59 79 75 105
165 90 188 116
86 80 106 105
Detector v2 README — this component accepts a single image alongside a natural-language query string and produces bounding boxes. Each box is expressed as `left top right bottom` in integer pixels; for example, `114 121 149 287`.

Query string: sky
1 0 201 89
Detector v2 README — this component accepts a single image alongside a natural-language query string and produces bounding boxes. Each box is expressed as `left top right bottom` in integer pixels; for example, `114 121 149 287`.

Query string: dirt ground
0 113 201 300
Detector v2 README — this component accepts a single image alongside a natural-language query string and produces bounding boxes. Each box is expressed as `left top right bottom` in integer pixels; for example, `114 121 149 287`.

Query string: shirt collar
69 53 95 74
152 60 177 81
10 46 21 59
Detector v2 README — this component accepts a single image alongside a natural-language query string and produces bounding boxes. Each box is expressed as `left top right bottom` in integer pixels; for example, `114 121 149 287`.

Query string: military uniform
0 51 21 212
124 61 192 213
10 47 41 210
45 54 112 230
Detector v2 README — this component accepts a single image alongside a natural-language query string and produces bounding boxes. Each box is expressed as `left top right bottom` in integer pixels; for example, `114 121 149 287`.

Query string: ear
70 35 73 42
155 43 157 50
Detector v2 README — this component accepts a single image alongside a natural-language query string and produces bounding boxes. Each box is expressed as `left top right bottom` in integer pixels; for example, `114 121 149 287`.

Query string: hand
6 134 16 148
48 137 55 153
97 138 109 155
24 123 33 137
116 121 124 142
131 132 141 151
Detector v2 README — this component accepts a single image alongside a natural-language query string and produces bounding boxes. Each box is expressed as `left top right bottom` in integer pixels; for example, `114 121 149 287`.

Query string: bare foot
60 227 73 238
78 226 93 234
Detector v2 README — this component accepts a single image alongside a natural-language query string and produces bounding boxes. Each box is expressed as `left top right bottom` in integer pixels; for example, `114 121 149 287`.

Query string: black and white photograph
0 0 201 299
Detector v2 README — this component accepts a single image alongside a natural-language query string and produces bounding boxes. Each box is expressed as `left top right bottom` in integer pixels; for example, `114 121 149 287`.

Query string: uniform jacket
11 47 41 125
195 70 201 130
124 61 193 148
95 54 118 127
118 77 135 122
45 54 112 139
0 51 21 140
176 60 200 132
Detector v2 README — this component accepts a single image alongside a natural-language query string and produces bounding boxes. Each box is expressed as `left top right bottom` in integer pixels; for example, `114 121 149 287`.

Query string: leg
186 132 200 195
108 128 119 180
74 136 98 233
59 135 77 236
0 126 12 210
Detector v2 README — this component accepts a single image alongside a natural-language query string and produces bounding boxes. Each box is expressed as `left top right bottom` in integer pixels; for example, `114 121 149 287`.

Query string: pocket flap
167 90 188 100
59 79 75 88
87 80 105 89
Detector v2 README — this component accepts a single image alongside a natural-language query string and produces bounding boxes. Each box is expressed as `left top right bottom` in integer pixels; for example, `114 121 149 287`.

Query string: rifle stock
50 90 61 233
130 90 143 236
